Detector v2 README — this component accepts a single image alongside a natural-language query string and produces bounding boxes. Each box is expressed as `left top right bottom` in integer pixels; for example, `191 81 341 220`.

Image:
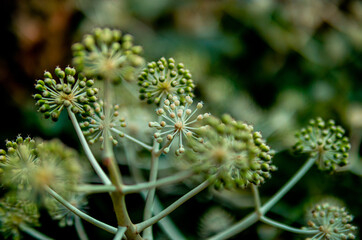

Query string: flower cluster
293 118 350 172
0 136 38 191
305 203 356 240
34 66 97 120
45 192 87 227
72 27 144 84
0 194 39 240
198 207 235 238
0 136 82 198
80 100 127 149
149 96 209 155
36 139 83 193
184 114 276 189
138 57 195 105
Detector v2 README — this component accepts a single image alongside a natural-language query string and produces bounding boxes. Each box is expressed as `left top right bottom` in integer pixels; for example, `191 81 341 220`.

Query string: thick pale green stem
137 179 212 232
67 108 111 185
45 186 117 234
123 142 186 240
208 156 317 240
103 79 142 240
75 216 89 240
19 224 54 240
260 216 318 235
113 227 127 240
76 184 116 194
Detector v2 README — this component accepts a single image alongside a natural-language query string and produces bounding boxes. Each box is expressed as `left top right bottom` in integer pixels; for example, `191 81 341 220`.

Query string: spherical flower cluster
184 115 276 189
293 118 350 172
0 194 39 240
0 136 38 191
34 66 97 121
45 192 87 227
304 203 357 240
149 96 209 155
138 57 195 105
36 139 83 193
80 100 126 149
72 27 144 84
0 136 82 198
198 207 235 238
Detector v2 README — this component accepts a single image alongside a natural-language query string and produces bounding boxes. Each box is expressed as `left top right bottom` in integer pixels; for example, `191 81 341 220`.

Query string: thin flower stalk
260 216 319 235
68 108 111 185
137 178 213 232
45 186 117 234
19 224 54 240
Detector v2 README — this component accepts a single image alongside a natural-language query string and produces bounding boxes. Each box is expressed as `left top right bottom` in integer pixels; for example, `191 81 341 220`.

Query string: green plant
0 27 358 240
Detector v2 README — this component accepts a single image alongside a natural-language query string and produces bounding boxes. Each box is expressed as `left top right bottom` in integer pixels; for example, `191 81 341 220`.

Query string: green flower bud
80 101 127 149
72 28 144 84
138 57 196 105
293 118 351 172
305 202 357 240
183 115 276 190
34 67 99 121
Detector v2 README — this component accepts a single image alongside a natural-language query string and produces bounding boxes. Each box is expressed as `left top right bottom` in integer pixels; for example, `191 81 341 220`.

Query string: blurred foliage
0 0 361 239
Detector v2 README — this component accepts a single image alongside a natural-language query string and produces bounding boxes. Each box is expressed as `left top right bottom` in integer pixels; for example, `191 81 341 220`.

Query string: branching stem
68 108 111 185
76 171 193 195
260 156 316 215
137 179 212 232
45 186 117 234
208 156 317 240
123 142 186 240
122 170 194 194
113 227 127 240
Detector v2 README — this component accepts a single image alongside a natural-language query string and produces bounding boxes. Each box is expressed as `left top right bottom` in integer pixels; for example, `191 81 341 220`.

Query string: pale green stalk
123 142 186 240
76 184 117 194
155 140 172 157
260 156 317 215
251 184 261 216
45 186 117 234
113 227 127 240
75 216 89 240
137 179 212 232
67 108 111 185
143 113 163 239
122 170 194 194
208 212 259 240
111 128 153 151
208 156 317 240
260 216 318 235
76 171 193 195
103 79 142 240
19 224 54 240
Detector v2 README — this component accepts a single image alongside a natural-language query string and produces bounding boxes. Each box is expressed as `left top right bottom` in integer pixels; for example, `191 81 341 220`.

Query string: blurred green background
0 0 361 239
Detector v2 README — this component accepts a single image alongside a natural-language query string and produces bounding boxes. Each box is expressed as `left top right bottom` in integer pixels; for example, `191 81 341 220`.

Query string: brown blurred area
1 0 77 106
